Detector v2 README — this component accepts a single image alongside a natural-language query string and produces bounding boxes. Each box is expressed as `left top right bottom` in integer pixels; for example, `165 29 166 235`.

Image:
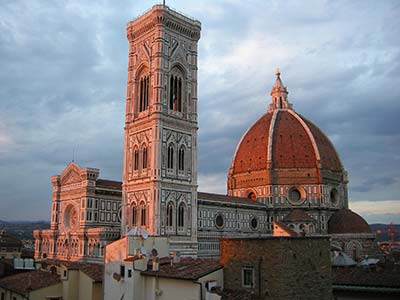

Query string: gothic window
167 144 174 170
178 146 185 171
166 202 174 227
139 75 150 112
133 148 139 171
140 203 147 226
169 65 184 112
132 205 137 226
142 146 148 169
178 203 185 229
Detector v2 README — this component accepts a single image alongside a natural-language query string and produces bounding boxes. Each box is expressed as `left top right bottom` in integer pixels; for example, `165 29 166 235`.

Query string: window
169 75 182 112
166 203 173 227
167 145 174 169
120 265 125 277
133 149 139 171
140 205 146 226
215 214 224 229
142 147 148 169
242 267 254 288
139 75 149 112
247 192 256 201
132 206 137 226
250 217 258 230
178 146 185 171
178 203 185 229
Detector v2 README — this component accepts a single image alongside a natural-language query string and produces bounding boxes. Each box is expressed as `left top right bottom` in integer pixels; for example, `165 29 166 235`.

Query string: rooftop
141 257 222 280
0 271 60 294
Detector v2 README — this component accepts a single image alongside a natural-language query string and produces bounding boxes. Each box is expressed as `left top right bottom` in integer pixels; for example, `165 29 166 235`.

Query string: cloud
350 200 400 224
0 0 399 222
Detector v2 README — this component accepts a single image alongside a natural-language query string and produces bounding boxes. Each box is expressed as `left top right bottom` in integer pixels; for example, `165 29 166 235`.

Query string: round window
248 192 257 201
250 217 258 229
287 186 305 204
330 188 339 206
215 214 224 228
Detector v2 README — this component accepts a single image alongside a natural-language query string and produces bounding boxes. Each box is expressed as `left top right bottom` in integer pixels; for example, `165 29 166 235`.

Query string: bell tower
121 4 201 255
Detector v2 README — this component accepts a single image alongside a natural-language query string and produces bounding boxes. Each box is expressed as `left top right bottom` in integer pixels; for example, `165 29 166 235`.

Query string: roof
213 287 257 300
228 76 345 193
45 260 104 282
198 192 265 207
283 210 314 222
96 179 122 189
0 271 60 294
328 209 372 234
332 267 400 289
273 221 298 237
0 231 22 248
78 263 104 282
141 257 222 280
230 110 343 175
332 252 357 267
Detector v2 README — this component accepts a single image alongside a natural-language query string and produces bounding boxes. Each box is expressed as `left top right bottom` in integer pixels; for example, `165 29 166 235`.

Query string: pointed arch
177 202 186 229
178 145 185 171
166 202 174 228
141 143 148 169
133 146 139 171
169 64 186 113
136 64 150 113
139 201 147 226
167 143 175 170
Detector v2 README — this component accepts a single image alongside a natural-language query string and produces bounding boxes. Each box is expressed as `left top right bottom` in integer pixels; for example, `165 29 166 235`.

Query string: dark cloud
0 0 399 221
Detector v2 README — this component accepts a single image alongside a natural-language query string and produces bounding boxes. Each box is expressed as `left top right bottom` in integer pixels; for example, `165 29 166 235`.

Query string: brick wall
220 237 332 300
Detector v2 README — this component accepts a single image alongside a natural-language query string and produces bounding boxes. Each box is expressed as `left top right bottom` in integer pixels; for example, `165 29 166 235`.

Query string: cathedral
34 3 375 263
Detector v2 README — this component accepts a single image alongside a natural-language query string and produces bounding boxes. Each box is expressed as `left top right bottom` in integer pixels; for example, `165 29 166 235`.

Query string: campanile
121 4 201 255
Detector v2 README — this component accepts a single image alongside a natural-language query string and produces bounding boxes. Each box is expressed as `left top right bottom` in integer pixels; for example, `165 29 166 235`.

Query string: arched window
178 146 185 171
169 75 182 112
139 75 149 112
133 148 139 171
167 145 174 169
140 204 146 226
178 203 185 228
132 206 137 226
142 146 148 169
166 202 173 227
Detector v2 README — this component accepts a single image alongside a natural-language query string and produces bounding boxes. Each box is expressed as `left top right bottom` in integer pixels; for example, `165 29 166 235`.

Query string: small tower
122 4 201 255
268 68 293 112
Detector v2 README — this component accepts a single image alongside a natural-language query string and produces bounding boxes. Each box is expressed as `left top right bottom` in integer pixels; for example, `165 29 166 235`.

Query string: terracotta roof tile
328 209 371 234
0 271 60 293
141 257 222 280
332 267 400 288
283 210 314 222
96 179 122 189
79 263 104 282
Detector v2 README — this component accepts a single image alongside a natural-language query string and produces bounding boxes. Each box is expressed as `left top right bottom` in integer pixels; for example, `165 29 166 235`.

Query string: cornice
127 5 201 42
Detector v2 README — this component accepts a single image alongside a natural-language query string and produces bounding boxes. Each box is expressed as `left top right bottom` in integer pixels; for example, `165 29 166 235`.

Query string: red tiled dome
227 72 346 196
229 109 342 178
328 209 371 234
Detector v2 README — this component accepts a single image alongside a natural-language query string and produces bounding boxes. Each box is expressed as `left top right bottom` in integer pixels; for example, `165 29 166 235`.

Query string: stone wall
220 237 332 300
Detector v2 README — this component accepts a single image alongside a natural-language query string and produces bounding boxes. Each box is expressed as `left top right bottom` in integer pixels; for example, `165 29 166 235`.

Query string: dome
328 209 371 234
227 70 345 195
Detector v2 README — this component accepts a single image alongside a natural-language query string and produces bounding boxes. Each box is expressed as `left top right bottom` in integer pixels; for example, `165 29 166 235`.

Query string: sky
0 0 399 223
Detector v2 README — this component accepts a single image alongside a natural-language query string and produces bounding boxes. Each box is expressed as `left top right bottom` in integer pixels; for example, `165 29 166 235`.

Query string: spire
268 68 292 112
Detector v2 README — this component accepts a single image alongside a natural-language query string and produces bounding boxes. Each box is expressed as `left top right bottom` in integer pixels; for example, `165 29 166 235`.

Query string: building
219 237 332 300
0 271 61 300
34 163 121 263
0 231 22 260
0 261 104 300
